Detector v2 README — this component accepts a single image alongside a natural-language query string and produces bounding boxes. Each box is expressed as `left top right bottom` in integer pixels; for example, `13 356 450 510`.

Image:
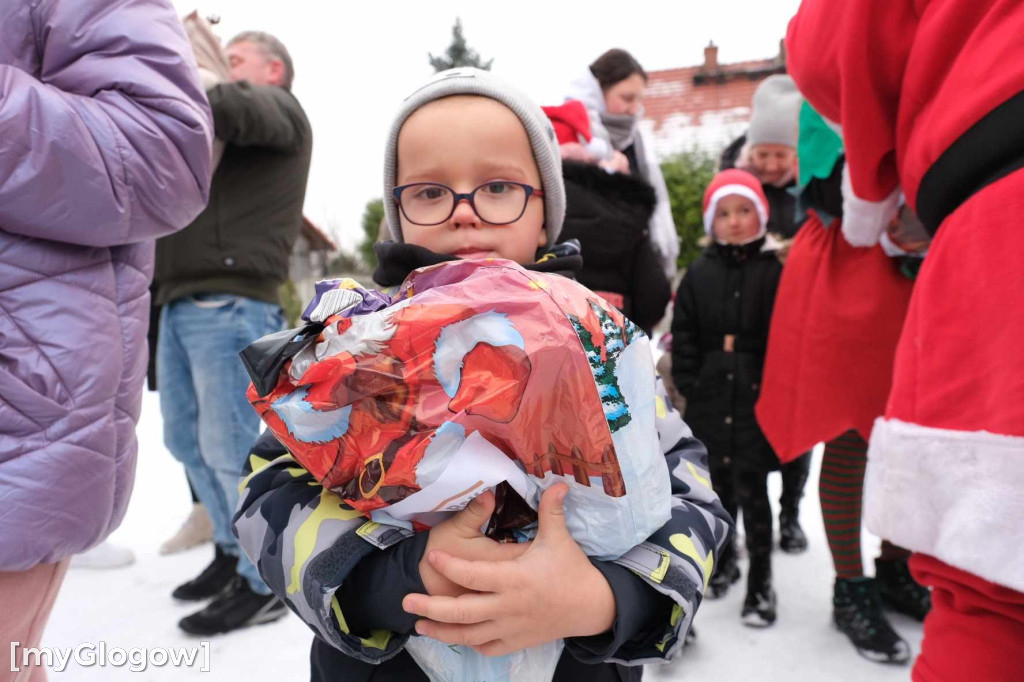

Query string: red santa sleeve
786 0 919 246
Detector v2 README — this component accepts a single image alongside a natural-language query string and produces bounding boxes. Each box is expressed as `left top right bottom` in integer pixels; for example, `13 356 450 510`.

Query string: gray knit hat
383 68 565 245
747 75 803 148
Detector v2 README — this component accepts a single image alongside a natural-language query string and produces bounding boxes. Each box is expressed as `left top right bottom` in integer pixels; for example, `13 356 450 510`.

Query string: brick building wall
642 42 786 160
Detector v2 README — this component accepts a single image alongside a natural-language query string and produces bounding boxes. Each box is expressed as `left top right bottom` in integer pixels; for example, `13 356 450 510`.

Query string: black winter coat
559 161 671 335
719 134 801 239
154 82 313 306
670 239 782 472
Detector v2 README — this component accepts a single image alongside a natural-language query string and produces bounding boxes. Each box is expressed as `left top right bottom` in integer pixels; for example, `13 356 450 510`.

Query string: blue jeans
157 294 284 594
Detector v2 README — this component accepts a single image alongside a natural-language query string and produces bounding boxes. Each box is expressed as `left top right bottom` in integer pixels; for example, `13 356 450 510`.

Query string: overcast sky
171 0 802 250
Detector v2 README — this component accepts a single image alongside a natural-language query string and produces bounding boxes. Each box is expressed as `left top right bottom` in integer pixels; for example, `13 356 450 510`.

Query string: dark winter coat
233 242 732 682
559 161 671 335
720 134 801 239
671 238 782 472
154 81 313 306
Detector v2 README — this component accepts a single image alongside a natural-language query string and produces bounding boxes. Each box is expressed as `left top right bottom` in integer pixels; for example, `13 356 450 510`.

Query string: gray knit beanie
747 75 803 148
383 68 565 245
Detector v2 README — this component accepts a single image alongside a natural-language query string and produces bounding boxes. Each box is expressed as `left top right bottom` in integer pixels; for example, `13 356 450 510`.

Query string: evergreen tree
661 148 718 269
428 18 493 72
357 198 385 269
568 300 640 434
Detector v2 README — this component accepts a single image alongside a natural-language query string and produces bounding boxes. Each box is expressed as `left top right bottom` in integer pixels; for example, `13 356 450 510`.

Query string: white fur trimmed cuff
865 418 1024 592
840 164 901 247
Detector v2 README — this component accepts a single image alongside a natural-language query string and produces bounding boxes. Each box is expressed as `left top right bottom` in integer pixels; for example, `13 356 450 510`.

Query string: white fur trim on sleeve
586 137 611 161
840 164 901 247
865 418 1024 592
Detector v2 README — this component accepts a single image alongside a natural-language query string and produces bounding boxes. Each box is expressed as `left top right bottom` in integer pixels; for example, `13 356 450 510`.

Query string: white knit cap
383 68 565 244
747 75 803 148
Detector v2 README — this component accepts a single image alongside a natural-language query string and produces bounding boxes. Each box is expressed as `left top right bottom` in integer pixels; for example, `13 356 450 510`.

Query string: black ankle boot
708 539 741 599
875 558 932 621
833 577 911 664
178 576 288 635
741 555 777 627
779 508 808 553
172 545 238 601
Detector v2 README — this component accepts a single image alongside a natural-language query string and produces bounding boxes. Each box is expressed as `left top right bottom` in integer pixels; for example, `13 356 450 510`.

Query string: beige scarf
183 11 230 168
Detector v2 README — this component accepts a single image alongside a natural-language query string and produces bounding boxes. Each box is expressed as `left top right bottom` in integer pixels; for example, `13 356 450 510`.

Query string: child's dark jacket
670 238 782 472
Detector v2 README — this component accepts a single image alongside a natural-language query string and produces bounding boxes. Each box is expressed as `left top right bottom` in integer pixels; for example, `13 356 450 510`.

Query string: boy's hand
420 490 529 598
403 484 617 657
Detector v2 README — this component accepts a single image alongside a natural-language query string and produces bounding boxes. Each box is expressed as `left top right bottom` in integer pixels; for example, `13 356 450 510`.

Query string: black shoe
172 546 238 601
178 576 288 635
741 556 777 627
833 577 911 664
875 558 932 622
708 542 741 599
779 509 808 554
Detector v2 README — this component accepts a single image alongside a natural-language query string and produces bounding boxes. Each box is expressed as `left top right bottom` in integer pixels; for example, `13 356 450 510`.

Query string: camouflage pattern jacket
233 375 731 667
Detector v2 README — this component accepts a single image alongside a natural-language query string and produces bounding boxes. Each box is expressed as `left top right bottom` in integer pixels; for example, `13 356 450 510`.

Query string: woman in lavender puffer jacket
0 0 212 670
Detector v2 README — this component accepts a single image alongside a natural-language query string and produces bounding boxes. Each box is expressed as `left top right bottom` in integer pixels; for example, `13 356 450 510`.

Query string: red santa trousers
911 553 1024 682
866 169 1024 595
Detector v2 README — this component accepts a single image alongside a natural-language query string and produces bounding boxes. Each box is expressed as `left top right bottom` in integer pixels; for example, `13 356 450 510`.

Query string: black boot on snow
833 577 911 664
741 555 777 627
779 508 808 553
178 576 288 635
172 545 238 601
875 558 932 622
707 541 741 599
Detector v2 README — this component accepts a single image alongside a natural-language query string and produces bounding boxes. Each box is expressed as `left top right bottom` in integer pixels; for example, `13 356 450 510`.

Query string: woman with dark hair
543 98 671 335
565 49 679 282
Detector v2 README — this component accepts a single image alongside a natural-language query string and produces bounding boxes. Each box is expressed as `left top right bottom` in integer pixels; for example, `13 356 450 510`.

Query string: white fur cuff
840 164 901 247
865 418 1024 592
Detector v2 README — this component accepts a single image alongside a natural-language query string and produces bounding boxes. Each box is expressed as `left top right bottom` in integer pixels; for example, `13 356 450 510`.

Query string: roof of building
301 216 337 251
642 43 786 158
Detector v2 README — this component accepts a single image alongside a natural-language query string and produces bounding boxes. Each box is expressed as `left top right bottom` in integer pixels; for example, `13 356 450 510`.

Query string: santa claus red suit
786 1 1024 680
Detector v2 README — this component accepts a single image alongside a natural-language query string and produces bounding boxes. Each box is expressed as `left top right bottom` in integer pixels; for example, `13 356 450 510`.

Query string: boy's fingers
535 484 571 543
428 550 509 593
450 490 496 536
415 619 505 648
402 592 502 626
473 639 515 658
489 540 530 561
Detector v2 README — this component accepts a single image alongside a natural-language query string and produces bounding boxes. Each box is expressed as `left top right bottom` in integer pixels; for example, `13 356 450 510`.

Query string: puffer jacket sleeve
233 430 413 663
207 82 310 152
0 0 213 247
670 269 702 399
596 376 732 663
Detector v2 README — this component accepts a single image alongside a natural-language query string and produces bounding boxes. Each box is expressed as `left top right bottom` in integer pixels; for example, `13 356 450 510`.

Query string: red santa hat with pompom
541 99 612 160
702 169 770 237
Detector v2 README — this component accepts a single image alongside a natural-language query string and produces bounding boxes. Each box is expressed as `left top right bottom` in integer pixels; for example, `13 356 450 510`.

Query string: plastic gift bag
245 259 671 682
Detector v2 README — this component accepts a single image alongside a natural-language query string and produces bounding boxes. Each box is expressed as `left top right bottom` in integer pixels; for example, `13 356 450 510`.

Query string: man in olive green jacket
152 30 312 636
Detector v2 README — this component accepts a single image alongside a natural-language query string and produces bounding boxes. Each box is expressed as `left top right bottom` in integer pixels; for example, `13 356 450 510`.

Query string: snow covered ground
42 391 922 680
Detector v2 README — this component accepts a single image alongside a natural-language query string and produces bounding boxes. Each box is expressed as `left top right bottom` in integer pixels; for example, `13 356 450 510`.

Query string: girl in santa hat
670 169 783 627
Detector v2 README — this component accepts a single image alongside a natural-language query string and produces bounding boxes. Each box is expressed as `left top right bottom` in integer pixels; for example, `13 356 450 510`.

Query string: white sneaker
160 503 214 555
71 541 136 570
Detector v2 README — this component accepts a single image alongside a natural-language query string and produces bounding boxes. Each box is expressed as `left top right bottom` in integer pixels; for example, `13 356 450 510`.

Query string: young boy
670 169 783 627
232 69 730 681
